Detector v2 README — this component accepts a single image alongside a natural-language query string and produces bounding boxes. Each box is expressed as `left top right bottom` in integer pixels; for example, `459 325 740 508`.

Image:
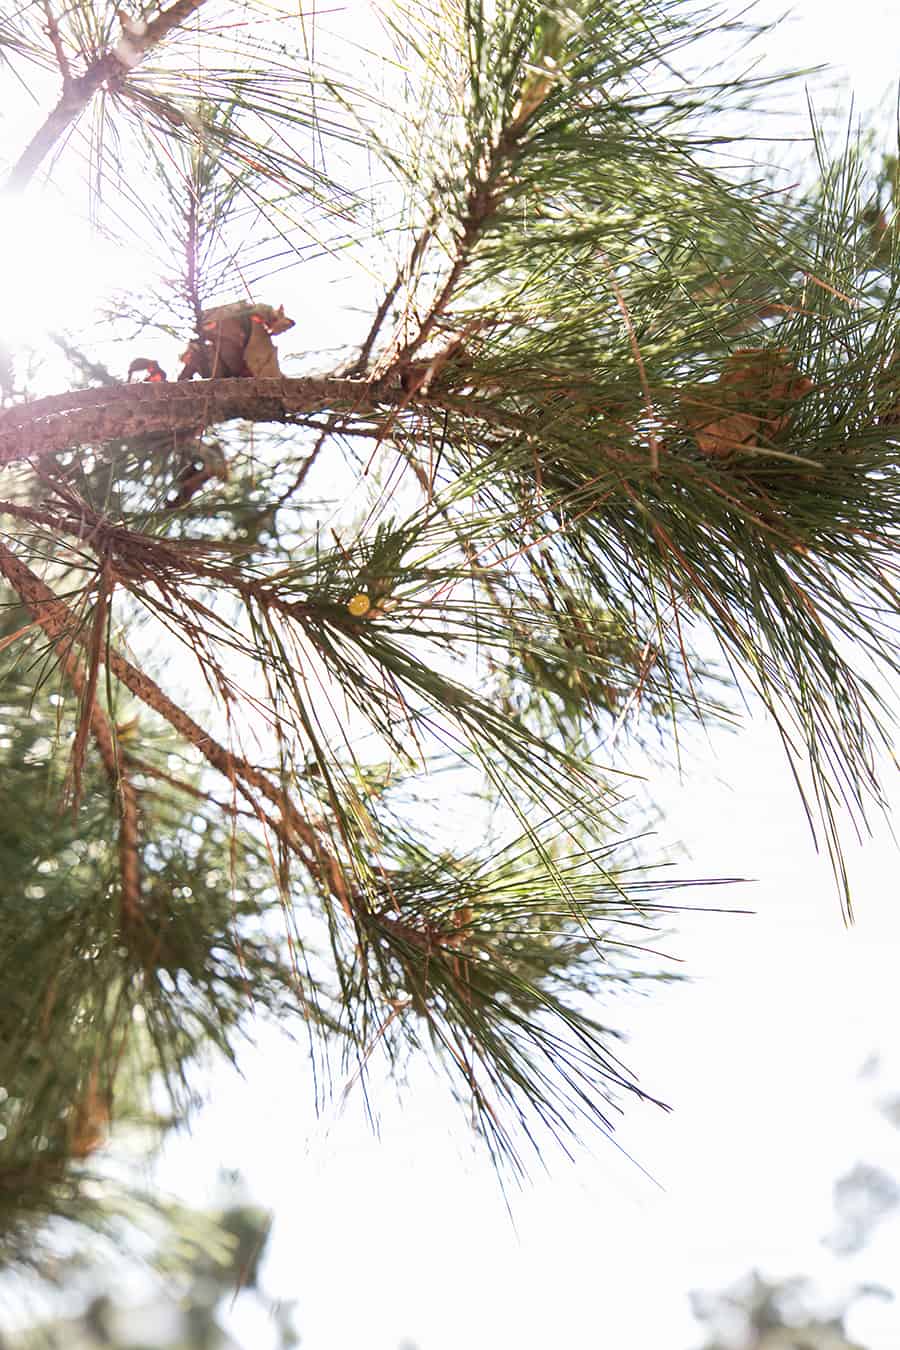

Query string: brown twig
599 252 661 473
343 219 436 378
273 419 338 508
388 183 496 373
273 374 394 508
6 0 208 191
387 69 552 377
0 544 142 925
67 560 111 808
0 538 355 918
185 187 204 337
41 0 72 90
363 334 472 474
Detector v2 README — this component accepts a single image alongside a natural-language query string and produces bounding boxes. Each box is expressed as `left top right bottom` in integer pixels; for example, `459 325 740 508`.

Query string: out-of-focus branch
50 332 118 386
41 0 72 90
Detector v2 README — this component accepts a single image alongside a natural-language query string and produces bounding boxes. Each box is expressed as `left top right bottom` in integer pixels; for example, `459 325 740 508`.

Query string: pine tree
1 0 899 1260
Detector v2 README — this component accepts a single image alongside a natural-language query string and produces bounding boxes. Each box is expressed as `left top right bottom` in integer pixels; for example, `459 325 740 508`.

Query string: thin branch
389 181 497 371
0 538 355 916
599 253 662 473
0 545 142 924
6 0 208 191
274 418 339 508
41 0 72 91
388 72 554 373
185 186 204 336
66 561 111 808
343 219 436 378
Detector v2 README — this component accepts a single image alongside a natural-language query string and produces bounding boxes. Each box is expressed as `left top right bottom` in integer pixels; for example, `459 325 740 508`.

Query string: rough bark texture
0 378 392 463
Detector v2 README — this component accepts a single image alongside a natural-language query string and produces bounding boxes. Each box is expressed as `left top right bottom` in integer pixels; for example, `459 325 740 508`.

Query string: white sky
164 718 900 1350
6 0 900 1346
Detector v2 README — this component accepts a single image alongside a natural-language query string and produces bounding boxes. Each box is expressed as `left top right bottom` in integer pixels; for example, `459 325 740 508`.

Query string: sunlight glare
0 197 130 343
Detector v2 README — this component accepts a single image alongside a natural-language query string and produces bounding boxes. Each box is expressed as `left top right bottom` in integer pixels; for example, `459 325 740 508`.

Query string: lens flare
0 197 130 342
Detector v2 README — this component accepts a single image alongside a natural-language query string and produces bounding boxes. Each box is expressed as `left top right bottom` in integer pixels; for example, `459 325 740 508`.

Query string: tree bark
0 377 394 463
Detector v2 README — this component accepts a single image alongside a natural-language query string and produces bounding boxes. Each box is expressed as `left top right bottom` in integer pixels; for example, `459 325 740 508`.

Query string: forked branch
0 539 355 918
0 546 142 924
6 0 208 191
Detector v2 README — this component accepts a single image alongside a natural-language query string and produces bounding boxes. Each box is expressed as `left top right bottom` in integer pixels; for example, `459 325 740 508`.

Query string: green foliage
0 603 316 1265
1 0 899 1255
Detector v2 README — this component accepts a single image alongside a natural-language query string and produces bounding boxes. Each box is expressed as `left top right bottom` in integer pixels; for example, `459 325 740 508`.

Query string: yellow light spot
347 592 371 617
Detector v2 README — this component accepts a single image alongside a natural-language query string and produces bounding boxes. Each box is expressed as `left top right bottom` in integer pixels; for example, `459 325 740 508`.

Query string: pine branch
6 0 209 192
4 0 900 1200
0 378 400 463
343 217 436 377
0 536 356 919
0 548 143 928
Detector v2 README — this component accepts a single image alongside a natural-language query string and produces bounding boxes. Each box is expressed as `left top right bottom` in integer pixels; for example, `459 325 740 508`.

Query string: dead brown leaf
680 348 813 457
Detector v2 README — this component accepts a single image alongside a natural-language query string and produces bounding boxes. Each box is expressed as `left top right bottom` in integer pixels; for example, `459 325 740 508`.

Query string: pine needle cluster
1 0 899 1254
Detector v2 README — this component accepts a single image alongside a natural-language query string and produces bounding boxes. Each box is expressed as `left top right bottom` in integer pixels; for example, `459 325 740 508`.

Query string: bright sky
6 1 900 1347
163 721 900 1350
